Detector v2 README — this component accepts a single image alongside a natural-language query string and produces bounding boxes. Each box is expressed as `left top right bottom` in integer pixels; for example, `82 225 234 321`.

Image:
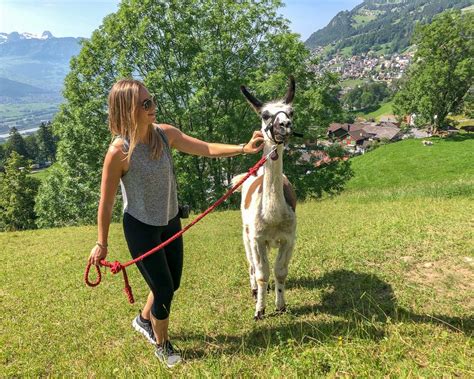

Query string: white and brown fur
232 77 297 320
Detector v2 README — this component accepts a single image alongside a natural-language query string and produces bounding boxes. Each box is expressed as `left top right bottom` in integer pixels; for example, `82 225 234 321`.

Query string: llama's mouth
274 133 290 144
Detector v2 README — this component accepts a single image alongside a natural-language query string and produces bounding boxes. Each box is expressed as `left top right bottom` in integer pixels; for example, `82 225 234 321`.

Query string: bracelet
239 143 246 155
96 241 108 249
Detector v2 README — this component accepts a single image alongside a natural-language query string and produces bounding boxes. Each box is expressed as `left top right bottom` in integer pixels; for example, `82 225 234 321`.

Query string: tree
343 81 392 111
0 152 40 231
394 10 474 132
0 144 5 171
5 127 28 159
24 134 39 163
36 122 57 163
463 87 474 119
36 0 351 227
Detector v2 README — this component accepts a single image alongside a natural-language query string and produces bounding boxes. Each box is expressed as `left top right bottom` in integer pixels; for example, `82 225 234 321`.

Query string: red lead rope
84 151 272 304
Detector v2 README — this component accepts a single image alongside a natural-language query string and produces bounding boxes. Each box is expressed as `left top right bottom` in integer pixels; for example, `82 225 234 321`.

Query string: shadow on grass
288 270 472 333
440 133 474 142
178 269 473 360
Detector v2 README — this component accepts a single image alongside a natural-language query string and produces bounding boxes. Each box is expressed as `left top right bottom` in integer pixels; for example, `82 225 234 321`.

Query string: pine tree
36 122 57 163
5 127 28 159
0 152 40 231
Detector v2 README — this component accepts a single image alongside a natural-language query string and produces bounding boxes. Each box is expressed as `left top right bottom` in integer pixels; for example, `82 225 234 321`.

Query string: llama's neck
262 142 285 217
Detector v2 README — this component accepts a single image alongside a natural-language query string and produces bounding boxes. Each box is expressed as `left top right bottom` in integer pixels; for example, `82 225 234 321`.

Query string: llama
232 76 297 320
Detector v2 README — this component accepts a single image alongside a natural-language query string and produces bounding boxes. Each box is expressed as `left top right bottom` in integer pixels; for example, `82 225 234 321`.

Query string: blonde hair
108 78 162 161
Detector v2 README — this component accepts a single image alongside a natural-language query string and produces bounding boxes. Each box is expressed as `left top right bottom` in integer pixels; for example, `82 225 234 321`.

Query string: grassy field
347 135 474 198
340 79 365 89
1 136 473 376
30 167 51 182
352 13 377 28
357 101 394 121
448 114 474 128
0 102 60 137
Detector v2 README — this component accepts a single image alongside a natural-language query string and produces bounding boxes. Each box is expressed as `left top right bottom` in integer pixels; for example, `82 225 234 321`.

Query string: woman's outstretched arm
159 124 264 157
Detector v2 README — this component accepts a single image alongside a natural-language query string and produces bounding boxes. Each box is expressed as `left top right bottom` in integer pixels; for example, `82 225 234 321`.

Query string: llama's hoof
254 309 265 321
275 306 287 314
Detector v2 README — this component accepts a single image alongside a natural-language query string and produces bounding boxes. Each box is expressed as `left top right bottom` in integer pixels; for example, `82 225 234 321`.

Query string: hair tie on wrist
96 241 108 249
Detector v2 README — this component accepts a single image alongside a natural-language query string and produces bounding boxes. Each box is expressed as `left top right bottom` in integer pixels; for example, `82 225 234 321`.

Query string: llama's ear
240 85 263 114
284 75 295 104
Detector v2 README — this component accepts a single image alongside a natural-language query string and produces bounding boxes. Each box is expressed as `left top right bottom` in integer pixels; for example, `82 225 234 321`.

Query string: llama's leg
274 239 294 312
252 238 270 320
243 229 257 300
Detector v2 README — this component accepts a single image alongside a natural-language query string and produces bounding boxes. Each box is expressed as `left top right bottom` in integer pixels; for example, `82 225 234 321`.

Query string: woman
88 79 264 368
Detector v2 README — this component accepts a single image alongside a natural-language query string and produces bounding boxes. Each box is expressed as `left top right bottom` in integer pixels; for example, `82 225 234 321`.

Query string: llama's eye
289 110 294 118
262 112 271 120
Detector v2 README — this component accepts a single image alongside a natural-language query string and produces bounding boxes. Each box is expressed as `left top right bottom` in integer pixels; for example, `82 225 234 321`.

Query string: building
327 122 403 153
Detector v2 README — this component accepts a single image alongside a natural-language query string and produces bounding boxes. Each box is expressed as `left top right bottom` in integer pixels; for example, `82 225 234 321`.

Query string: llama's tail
231 173 247 192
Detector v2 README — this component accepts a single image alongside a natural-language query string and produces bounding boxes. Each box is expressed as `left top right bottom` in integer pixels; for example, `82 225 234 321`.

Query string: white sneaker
155 340 182 368
132 313 156 345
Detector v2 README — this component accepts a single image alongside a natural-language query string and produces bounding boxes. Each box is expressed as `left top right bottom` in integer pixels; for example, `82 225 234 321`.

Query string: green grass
0 103 60 136
339 46 353 58
29 167 51 182
0 103 58 118
352 13 377 28
347 136 474 198
448 114 474 128
1 136 473 376
341 79 365 89
358 101 394 120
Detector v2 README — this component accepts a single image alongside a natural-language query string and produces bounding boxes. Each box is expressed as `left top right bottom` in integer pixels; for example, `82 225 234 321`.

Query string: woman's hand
88 244 108 266
243 131 264 154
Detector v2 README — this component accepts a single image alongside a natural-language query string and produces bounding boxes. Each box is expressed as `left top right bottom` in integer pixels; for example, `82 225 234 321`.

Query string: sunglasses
141 95 155 111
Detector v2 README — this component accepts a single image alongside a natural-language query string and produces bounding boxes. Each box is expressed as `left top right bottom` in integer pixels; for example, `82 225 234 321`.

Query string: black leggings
123 212 183 320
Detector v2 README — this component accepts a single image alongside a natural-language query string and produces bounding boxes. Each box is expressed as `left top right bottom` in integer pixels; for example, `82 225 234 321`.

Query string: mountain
305 0 474 55
0 31 83 93
0 31 82 62
0 77 49 97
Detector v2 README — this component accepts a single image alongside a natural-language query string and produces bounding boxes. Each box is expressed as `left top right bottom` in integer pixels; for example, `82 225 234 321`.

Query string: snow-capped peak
0 31 55 43
21 31 54 40
0 33 8 45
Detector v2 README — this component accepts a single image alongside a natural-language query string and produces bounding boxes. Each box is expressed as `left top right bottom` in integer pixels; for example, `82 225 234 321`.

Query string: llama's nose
279 119 291 127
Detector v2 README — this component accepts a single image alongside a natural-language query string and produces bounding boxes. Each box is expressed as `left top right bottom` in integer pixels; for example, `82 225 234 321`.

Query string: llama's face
260 102 294 144
240 76 296 145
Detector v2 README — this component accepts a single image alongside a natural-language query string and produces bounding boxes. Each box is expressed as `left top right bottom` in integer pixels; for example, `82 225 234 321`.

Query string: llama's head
240 76 295 145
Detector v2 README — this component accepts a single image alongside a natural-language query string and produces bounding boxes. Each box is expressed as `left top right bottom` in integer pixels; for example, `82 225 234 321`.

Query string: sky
0 0 362 42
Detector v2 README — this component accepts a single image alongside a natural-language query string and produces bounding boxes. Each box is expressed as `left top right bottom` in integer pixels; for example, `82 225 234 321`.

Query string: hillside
0 77 50 97
347 135 474 198
305 0 474 55
1 136 473 376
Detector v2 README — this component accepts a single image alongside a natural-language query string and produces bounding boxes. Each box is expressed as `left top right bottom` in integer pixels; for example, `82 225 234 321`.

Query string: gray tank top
119 126 178 226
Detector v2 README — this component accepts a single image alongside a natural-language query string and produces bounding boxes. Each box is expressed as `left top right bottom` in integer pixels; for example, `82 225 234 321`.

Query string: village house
327 121 403 153
379 115 400 125
297 148 349 168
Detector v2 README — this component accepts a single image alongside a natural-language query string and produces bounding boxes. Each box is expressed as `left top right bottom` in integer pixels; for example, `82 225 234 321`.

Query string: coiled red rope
84 151 272 303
